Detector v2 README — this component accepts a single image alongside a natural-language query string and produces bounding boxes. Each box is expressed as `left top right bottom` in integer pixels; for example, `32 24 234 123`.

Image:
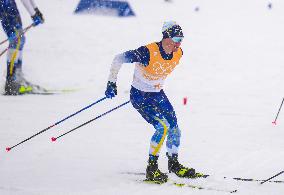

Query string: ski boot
145 155 168 184
4 76 46 95
4 77 22 95
167 152 199 178
4 62 47 95
19 77 47 94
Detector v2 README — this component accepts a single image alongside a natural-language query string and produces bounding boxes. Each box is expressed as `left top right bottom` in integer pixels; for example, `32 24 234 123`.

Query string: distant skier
268 2 272 9
0 0 44 95
105 21 201 183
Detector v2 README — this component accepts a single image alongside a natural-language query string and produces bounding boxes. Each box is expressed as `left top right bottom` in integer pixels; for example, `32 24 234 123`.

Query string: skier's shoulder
123 44 151 65
145 42 159 48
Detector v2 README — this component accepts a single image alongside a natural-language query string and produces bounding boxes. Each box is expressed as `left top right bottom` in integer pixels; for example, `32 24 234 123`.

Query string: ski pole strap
52 100 130 141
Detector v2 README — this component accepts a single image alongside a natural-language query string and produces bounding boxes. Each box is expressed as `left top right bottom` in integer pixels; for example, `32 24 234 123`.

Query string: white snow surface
1 0 284 194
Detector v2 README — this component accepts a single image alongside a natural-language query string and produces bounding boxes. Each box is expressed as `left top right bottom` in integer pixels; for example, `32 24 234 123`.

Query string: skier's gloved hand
31 8 44 26
105 81 117 99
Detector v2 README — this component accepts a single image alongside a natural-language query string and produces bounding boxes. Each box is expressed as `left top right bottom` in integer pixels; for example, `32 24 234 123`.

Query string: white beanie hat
162 21 183 39
162 21 178 32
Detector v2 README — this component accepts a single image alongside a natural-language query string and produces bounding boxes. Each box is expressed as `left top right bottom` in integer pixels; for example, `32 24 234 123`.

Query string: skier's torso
132 42 182 92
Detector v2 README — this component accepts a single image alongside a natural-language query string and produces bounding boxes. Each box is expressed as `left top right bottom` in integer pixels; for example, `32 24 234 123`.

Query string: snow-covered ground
1 0 284 194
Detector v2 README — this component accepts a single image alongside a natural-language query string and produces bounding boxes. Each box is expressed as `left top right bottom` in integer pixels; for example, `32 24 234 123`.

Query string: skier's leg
130 86 168 182
6 28 25 83
130 87 171 156
1 1 26 95
157 90 196 178
155 90 180 156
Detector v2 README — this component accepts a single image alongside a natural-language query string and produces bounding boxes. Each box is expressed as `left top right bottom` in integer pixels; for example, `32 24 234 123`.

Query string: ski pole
260 171 284 184
0 48 8 58
6 97 107 152
51 100 130 142
0 24 34 58
0 24 33 46
272 97 284 125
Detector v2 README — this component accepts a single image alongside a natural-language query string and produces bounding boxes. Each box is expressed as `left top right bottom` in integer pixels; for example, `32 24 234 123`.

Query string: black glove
32 8 44 26
105 81 117 99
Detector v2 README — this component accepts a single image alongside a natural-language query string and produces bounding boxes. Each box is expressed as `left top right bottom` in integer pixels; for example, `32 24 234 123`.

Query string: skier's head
162 21 184 39
162 21 183 53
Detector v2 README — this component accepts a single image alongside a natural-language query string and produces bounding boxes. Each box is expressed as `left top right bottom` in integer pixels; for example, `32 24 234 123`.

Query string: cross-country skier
105 21 200 183
0 0 44 95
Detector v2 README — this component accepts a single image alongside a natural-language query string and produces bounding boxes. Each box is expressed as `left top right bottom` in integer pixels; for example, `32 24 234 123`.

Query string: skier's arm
20 0 44 26
107 53 127 83
107 46 150 83
20 0 36 15
29 0 37 9
105 54 124 98
105 46 150 98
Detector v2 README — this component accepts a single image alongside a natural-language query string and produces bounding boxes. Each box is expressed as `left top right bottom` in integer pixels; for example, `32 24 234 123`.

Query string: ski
24 88 78 95
172 182 237 193
18 81 79 95
229 177 284 184
26 91 62 95
30 85 78 95
28 89 78 95
122 171 284 184
3 89 77 95
123 171 208 178
46 88 79 93
140 179 237 193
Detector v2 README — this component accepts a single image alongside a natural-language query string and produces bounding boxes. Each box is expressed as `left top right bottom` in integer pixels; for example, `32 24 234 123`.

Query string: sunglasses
171 36 183 43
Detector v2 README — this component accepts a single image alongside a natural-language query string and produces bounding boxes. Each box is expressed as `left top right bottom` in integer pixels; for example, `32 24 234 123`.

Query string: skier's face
171 36 183 52
164 37 182 53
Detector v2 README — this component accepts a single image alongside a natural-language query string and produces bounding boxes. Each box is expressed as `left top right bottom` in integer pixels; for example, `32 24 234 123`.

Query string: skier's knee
9 34 25 50
154 118 170 132
168 126 181 146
